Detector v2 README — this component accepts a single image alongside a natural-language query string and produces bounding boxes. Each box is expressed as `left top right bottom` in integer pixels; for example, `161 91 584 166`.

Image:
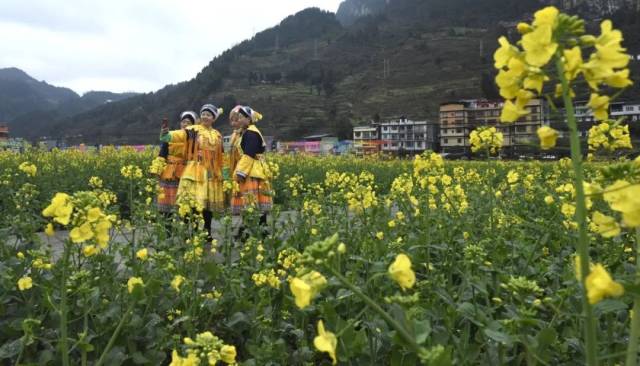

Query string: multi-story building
353 125 381 155
379 118 439 154
612 101 640 122
559 100 640 137
439 99 548 156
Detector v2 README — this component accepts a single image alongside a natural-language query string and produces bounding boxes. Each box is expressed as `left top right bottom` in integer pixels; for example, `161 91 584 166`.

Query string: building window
625 106 635 112
516 126 526 132
456 129 462 133
457 138 462 143
444 138 449 144
383 127 388 131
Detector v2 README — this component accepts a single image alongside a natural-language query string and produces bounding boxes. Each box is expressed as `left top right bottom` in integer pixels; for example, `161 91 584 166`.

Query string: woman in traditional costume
161 104 225 240
156 111 196 214
228 105 273 234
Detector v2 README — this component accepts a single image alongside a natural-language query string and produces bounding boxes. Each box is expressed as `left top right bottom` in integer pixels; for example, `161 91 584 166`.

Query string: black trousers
203 210 213 240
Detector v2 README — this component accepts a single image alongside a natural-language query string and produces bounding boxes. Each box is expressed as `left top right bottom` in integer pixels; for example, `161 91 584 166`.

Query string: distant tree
335 118 354 140
266 72 283 84
322 69 337 96
480 72 500 99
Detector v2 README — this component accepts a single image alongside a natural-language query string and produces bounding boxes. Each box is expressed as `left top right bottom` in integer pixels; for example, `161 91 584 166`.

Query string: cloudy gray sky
0 0 344 95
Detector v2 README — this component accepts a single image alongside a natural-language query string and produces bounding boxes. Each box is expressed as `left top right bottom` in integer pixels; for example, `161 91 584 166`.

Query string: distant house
569 100 640 138
379 117 439 155
439 99 548 156
353 125 381 156
353 117 439 156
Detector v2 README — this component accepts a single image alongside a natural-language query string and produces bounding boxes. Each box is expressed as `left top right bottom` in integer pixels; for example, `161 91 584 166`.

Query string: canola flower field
0 148 638 365
2 5 640 366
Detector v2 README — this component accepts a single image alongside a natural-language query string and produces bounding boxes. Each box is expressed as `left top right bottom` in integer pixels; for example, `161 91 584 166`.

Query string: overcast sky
0 0 344 95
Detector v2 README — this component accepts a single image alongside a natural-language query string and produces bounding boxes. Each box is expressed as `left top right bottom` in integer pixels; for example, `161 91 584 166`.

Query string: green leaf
225 312 250 331
414 319 432 345
483 329 515 346
103 345 128 365
132 351 150 364
536 327 557 348
38 349 54 365
78 341 95 352
338 323 367 357
593 299 628 316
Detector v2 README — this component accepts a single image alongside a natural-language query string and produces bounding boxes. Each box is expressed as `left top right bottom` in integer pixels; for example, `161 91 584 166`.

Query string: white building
379 117 439 153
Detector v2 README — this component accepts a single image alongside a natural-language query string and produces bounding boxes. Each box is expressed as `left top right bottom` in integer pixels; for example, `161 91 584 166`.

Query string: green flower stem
556 57 598 366
95 302 134 366
625 228 640 366
324 265 422 355
59 241 71 366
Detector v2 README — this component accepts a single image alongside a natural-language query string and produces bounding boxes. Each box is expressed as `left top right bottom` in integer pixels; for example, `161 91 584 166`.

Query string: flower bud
580 35 596 46
517 22 533 34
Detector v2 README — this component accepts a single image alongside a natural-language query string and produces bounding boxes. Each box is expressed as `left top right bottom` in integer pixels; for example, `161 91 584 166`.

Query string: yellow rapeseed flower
42 192 74 226
388 254 416 290
18 276 33 291
83 245 98 257
171 275 185 292
603 180 640 227
69 222 94 243
522 22 557 67
591 211 621 238
220 345 237 364
563 46 583 81
127 277 144 294
18 162 37 176
587 93 610 121
532 6 559 28
86 207 102 223
537 126 559 150
507 170 519 184
136 248 148 261
289 271 327 309
585 264 624 304
95 219 112 248
494 36 519 69
169 350 199 366
314 320 337 365
45 223 55 237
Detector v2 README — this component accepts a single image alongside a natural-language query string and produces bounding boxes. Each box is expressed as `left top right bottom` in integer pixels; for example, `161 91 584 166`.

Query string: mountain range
2 0 639 144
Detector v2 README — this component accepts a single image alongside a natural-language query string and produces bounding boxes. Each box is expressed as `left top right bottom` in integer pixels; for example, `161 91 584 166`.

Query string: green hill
9 0 640 144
